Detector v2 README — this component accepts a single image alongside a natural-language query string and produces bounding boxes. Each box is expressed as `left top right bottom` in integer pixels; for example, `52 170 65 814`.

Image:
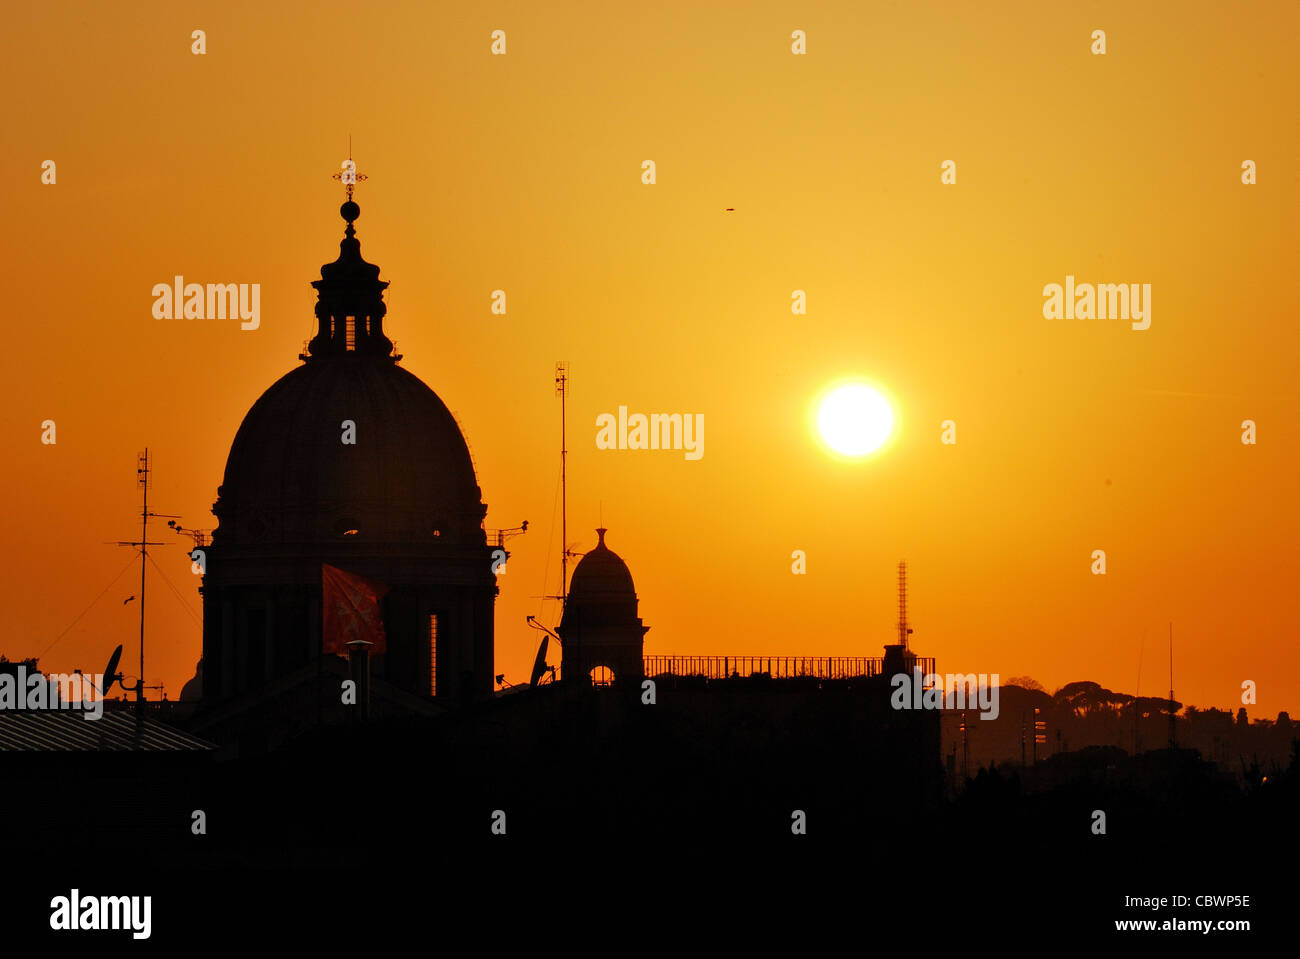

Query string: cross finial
332 139 367 201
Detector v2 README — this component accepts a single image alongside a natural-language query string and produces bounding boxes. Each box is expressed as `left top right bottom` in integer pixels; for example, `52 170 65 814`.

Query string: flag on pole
322 563 390 656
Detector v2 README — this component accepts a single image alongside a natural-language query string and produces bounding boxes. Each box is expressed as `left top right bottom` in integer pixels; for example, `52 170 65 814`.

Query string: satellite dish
528 635 549 688
101 644 123 696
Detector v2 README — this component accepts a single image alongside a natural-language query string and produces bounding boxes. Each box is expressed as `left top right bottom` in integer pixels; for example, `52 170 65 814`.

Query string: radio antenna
555 362 570 614
1168 622 1176 750
113 449 176 713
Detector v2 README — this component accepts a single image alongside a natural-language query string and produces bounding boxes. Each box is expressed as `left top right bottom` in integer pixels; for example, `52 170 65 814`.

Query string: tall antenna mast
1134 628 1144 755
897 561 910 649
1168 622 1176 750
555 362 569 614
115 449 174 713
137 449 149 707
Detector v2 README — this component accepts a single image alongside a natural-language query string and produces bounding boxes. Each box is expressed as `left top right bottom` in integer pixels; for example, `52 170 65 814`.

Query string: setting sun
815 382 896 457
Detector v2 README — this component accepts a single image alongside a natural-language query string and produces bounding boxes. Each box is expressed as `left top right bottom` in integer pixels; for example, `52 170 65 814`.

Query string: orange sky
2 1 1297 714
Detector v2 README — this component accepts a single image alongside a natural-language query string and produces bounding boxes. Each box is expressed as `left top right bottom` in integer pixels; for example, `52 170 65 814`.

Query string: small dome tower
558 528 648 685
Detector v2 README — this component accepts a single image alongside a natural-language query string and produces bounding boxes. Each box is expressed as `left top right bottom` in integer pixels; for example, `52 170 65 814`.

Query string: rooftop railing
643 655 937 681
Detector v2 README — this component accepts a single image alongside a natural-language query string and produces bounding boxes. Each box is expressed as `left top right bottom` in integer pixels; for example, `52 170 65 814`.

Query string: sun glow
815 382 896 457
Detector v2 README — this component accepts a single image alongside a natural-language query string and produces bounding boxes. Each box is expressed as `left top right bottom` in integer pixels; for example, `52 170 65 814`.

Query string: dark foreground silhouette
2 677 1293 944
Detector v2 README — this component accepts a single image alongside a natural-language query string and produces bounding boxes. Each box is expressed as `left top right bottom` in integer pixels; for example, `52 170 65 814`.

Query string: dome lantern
307 199 395 359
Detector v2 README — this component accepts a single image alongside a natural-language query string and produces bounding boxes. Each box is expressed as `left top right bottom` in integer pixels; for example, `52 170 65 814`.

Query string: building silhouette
10 187 1282 941
183 189 943 810
558 528 648 685
196 198 497 742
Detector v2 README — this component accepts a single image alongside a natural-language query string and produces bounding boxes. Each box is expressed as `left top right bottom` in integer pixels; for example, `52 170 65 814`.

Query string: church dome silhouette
199 191 497 719
565 528 637 611
212 200 485 546
559 528 647 683
215 360 484 544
